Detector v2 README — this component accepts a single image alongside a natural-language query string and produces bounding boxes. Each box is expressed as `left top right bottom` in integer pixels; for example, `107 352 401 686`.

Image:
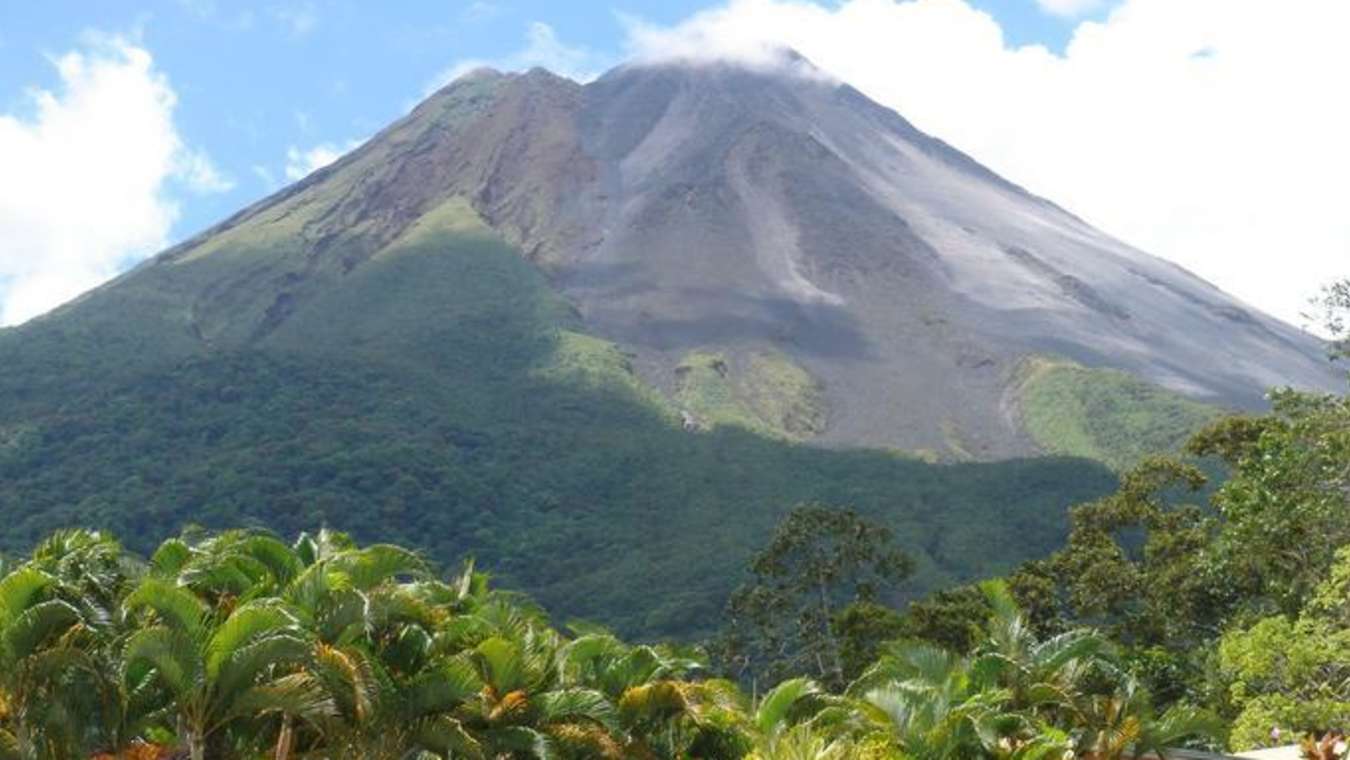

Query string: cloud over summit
620 0 1350 329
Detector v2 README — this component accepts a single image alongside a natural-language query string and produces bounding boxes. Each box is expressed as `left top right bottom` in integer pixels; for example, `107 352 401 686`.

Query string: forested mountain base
0 344 1115 640
0 223 1118 640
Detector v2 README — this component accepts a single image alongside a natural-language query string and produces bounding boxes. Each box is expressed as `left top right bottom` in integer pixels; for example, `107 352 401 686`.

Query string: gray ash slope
402 56 1337 456
59 52 1340 459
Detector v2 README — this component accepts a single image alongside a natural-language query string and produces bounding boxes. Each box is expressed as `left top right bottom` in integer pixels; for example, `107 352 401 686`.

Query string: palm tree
1071 674 1222 759
746 723 866 760
0 565 100 760
850 640 992 759
120 577 331 760
972 581 1116 718
20 529 141 757
460 632 622 757
310 642 484 760
151 530 305 612
303 581 483 759
560 632 758 757
846 581 1122 760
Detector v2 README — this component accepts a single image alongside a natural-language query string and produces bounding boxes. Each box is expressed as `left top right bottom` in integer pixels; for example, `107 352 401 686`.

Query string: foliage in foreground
0 526 1219 759
887 327 1350 753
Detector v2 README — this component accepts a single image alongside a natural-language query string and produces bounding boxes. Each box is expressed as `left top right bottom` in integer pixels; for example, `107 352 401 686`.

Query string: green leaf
123 625 202 699
124 577 208 639
205 599 300 679
754 677 820 736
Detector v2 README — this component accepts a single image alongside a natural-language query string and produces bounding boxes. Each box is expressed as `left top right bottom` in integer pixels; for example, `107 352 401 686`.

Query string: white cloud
178 147 235 193
430 21 608 93
0 37 229 326
623 0 1350 329
1035 0 1105 18
283 138 363 181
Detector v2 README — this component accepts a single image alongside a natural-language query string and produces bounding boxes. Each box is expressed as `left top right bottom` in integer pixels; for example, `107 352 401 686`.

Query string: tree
1189 391 1350 617
1218 546 1350 750
832 601 908 682
849 582 1219 759
558 632 741 757
1024 456 1242 711
1307 278 1350 362
716 505 914 691
0 567 98 760
120 577 331 760
1072 676 1224 760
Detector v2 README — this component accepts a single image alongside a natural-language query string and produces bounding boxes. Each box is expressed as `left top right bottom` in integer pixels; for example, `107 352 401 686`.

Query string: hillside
0 195 1115 638
0 52 1334 637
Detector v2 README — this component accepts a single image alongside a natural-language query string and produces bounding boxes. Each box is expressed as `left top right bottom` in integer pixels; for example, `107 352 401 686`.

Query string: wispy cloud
283 138 364 181
178 147 235 193
428 21 609 93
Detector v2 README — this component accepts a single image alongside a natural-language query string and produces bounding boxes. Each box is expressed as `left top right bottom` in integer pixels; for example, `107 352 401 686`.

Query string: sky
0 0 1345 329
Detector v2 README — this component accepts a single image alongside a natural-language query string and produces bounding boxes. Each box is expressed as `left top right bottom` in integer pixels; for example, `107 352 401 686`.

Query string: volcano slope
0 54 1335 637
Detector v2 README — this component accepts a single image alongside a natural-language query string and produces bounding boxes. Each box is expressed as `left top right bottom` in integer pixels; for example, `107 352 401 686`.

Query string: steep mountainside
0 53 1335 636
98 54 1331 459
566 60 1339 457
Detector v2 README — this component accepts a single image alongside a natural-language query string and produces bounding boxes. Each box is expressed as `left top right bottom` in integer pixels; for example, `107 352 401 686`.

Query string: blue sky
1 0 1346 328
0 0 1104 240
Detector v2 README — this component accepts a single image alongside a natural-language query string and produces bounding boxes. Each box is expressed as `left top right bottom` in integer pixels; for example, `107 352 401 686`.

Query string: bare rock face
67 53 1344 458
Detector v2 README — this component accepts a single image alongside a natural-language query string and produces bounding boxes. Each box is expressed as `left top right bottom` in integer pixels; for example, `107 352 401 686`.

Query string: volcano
0 52 1334 635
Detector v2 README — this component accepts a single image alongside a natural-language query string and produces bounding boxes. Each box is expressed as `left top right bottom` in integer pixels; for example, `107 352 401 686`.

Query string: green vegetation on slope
0 207 1118 642
1016 356 1223 470
674 350 826 439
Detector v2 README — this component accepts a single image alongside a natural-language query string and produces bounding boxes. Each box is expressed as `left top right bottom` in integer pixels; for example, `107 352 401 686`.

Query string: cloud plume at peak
620 0 1350 330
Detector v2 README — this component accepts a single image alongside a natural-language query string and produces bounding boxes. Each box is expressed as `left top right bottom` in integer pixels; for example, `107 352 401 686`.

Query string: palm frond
403 656 483 717
149 538 192 576
3 598 82 659
312 643 379 723
755 677 821 736
205 598 301 679
475 636 528 694
328 545 430 590
212 631 312 707
412 715 486 758
533 687 620 733
0 567 55 624
225 672 337 725
619 681 690 725
122 625 202 699
123 577 207 639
